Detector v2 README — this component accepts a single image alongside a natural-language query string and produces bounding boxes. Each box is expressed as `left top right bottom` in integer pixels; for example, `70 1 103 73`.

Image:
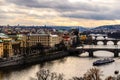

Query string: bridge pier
103 40 107 45
114 50 119 57
114 41 118 45
103 36 107 39
103 42 107 45
89 50 94 57
95 36 97 40
114 42 117 45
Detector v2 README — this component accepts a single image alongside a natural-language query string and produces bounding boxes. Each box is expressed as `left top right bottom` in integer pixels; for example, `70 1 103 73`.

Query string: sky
0 0 120 27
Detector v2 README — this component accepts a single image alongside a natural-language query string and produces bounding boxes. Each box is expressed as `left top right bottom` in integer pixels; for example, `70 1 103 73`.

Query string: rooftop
0 33 9 38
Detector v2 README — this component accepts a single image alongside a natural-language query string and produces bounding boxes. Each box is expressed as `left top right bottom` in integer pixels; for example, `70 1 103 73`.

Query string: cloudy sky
0 0 120 27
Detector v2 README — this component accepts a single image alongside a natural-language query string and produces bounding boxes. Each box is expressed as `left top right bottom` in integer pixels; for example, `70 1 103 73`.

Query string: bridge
87 34 120 45
69 47 120 57
90 34 107 39
69 34 120 57
91 39 120 45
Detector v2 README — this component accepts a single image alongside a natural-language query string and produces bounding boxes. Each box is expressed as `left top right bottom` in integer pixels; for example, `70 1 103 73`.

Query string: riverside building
0 40 3 58
27 33 61 47
0 33 13 57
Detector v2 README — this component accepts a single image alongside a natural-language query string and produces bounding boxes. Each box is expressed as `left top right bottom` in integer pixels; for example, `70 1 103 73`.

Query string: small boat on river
93 58 115 66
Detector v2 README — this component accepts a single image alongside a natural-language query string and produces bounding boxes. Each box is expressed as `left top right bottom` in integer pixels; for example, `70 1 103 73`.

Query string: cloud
5 0 120 20
61 10 120 20
0 0 120 27
6 0 107 12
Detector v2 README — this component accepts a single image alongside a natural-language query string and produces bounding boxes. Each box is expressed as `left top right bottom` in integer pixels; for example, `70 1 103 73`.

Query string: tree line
30 68 120 80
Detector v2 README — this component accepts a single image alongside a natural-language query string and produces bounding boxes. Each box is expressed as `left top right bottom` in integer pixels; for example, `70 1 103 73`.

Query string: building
3 38 13 57
17 34 27 48
7 34 28 54
0 40 3 58
0 33 13 57
49 34 61 47
27 34 61 47
12 40 21 55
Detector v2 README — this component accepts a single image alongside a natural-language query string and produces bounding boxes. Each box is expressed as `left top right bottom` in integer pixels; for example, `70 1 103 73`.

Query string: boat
93 58 115 66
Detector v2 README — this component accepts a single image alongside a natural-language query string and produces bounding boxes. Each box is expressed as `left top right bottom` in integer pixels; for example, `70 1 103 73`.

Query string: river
1 37 120 80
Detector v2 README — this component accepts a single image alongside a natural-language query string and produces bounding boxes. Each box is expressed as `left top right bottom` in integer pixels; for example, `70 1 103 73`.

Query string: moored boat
93 58 115 66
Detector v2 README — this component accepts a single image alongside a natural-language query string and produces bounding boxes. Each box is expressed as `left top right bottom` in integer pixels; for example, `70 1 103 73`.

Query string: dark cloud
4 0 120 20
61 11 120 20
6 0 107 12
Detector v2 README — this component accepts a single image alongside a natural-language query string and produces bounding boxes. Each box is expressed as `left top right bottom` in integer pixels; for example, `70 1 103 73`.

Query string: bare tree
72 77 84 80
105 76 115 80
83 68 103 80
32 69 65 80
31 68 120 80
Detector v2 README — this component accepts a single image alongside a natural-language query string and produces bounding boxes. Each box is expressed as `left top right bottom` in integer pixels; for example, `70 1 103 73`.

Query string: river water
1 37 120 80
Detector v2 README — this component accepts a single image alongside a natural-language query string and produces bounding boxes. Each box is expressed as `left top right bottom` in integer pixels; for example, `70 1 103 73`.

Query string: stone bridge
69 48 120 57
91 39 120 45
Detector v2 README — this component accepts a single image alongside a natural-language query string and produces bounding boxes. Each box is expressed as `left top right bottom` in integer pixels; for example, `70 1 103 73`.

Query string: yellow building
8 34 28 54
0 40 3 58
27 34 60 47
3 38 13 57
0 33 13 57
17 34 27 48
8 34 27 48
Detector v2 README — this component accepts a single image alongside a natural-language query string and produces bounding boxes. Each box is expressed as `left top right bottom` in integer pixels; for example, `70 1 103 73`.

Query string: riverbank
0 51 69 69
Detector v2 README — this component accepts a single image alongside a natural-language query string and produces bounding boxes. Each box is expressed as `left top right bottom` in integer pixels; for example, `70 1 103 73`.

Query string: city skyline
0 0 120 27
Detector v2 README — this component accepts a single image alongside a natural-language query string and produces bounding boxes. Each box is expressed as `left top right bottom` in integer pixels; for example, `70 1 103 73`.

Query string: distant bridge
86 34 120 45
90 34 107 39
91 39 120 45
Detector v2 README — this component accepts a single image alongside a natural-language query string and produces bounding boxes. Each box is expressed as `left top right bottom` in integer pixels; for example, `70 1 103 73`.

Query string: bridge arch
93 51 114 57
91 34 107 39
107 41 114 45
117 41 120 45
92 50 114 53
84 49 119 57
92 39 120 45
97 41 104 45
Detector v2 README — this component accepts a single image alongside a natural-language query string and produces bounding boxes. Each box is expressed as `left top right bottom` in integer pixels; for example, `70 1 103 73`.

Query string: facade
0 33 13 57
49 35 61 47
8 34 27 48
3 38 13 57
8 34 27 54
17 34 27 48
0 40 3 58
27 34 60 47
62 34 72 46
12 41 21 55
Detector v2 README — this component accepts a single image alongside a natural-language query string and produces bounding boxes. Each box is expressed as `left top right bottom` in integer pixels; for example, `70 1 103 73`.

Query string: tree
105 76 115 80
34 43 45 55
55 40 67 51
31 69 65 80
105 70 120 80
83 68 103 80
72 77 84 80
